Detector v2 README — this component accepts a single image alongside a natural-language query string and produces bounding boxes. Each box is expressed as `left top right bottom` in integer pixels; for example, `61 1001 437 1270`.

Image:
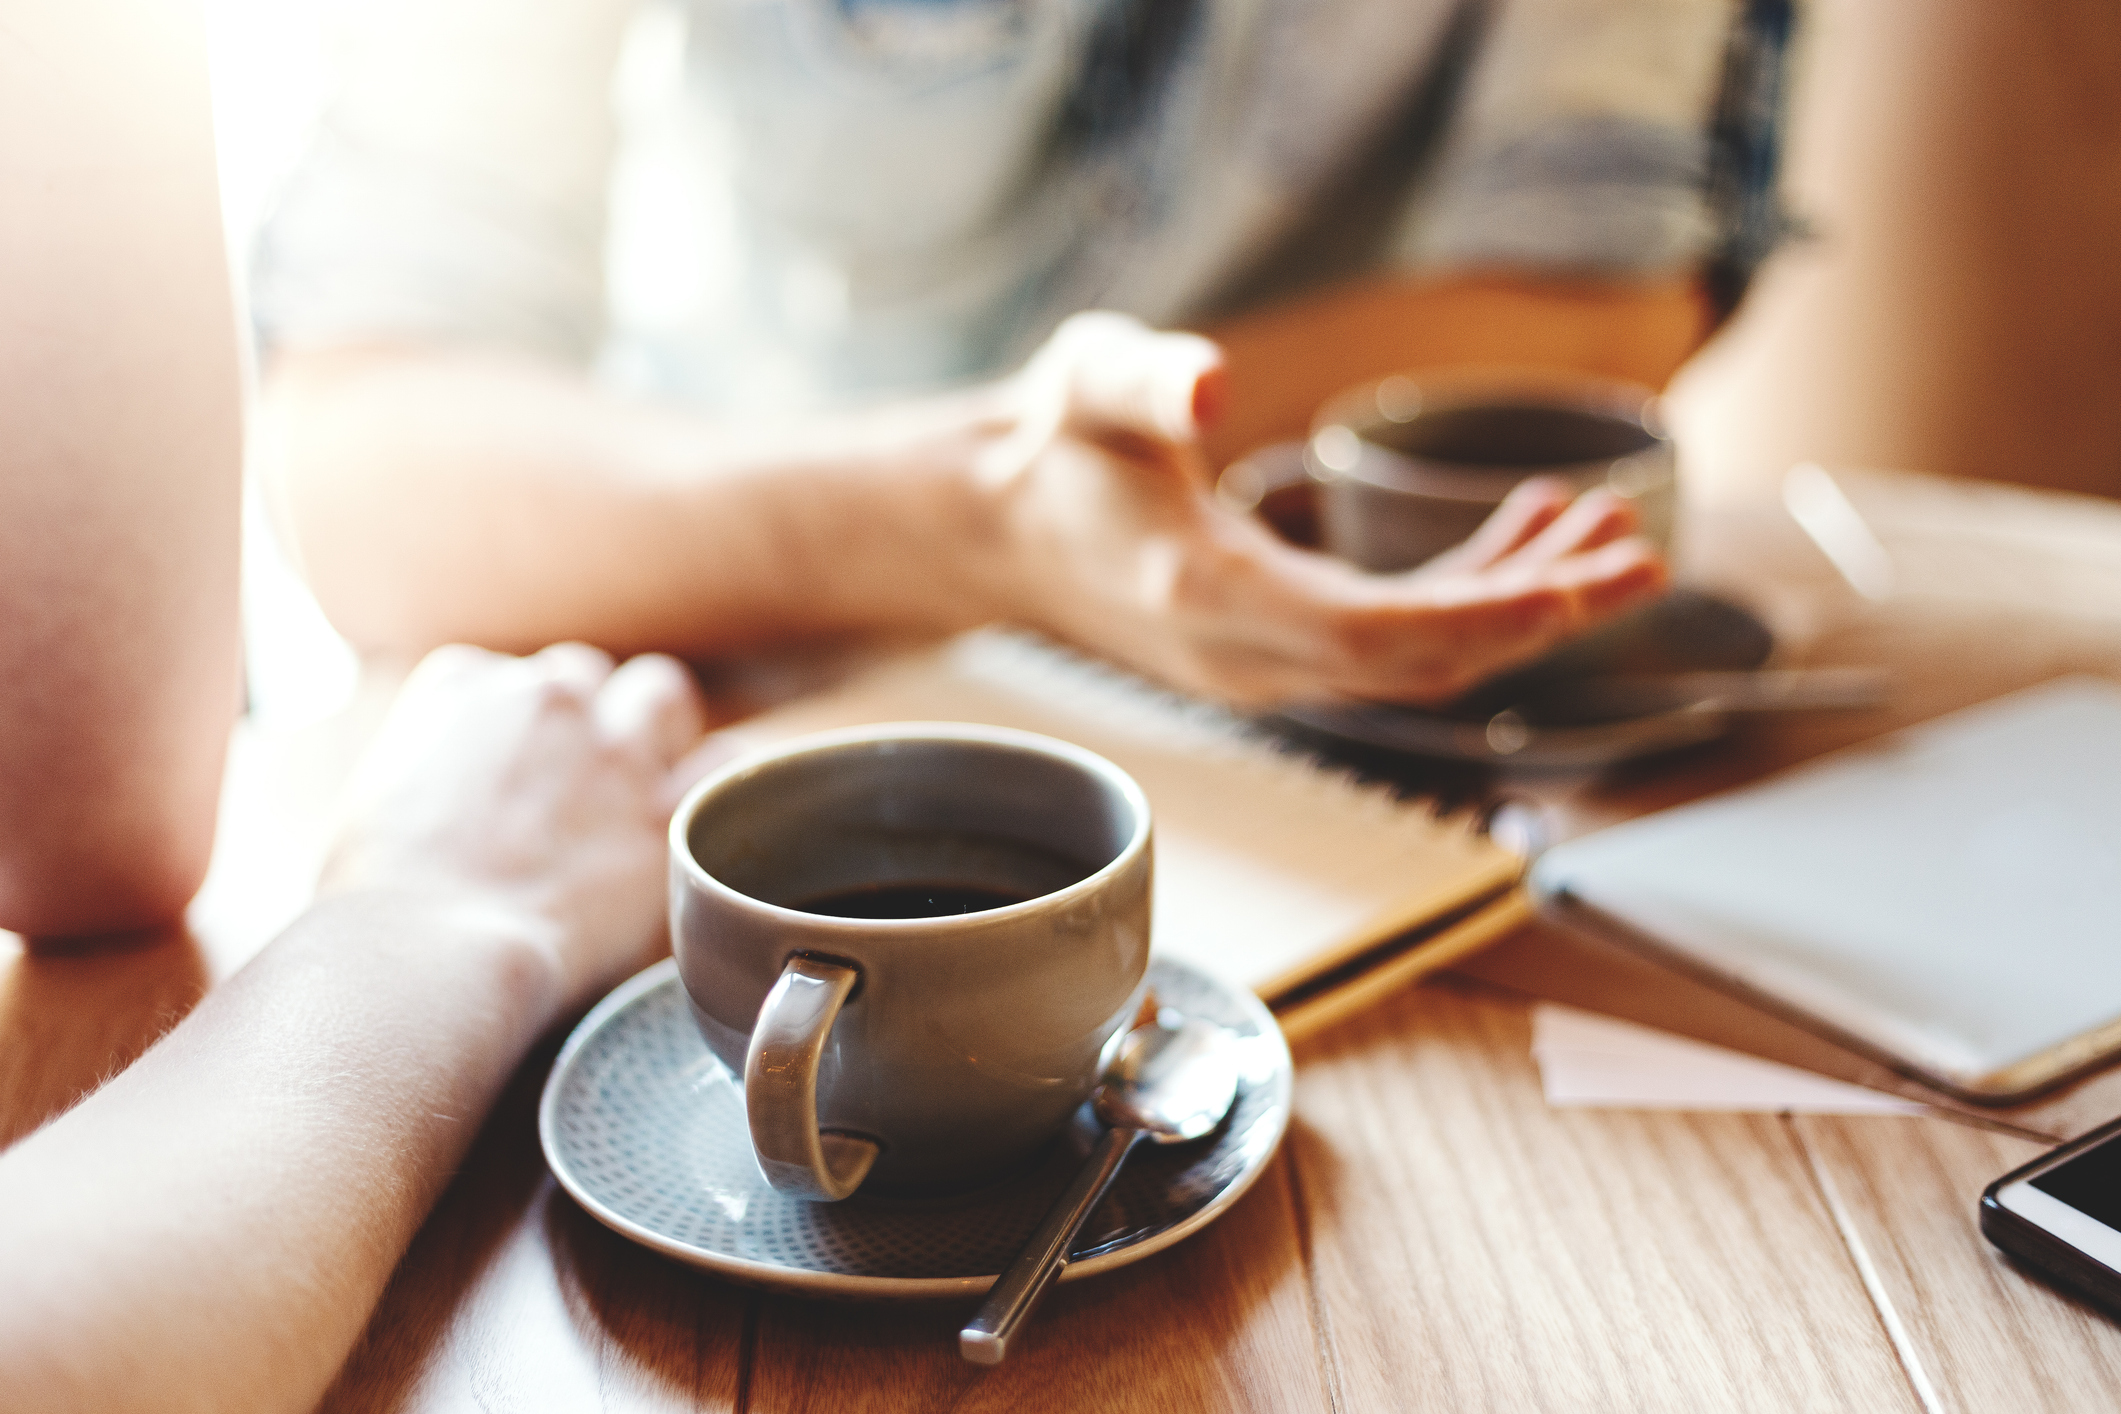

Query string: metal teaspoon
958 1008 1241 1365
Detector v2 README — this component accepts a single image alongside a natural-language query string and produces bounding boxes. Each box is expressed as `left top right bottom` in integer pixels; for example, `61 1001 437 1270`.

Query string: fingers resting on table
327 643 712 1013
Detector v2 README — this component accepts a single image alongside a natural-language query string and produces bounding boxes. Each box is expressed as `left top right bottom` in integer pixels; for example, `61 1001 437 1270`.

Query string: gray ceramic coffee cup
669 722 1153 1202
1308 369 1677 573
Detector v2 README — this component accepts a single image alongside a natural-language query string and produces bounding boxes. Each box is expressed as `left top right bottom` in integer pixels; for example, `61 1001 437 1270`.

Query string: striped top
252 0 1747 414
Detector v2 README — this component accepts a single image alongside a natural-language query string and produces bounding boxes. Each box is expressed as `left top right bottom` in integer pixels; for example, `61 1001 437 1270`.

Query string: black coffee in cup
795 881 1035 919
1373 401 1659 468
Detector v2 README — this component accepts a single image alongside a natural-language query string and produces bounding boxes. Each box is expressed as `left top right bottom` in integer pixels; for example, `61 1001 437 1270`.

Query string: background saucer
540 956 1292 1298
1274 589 1777 769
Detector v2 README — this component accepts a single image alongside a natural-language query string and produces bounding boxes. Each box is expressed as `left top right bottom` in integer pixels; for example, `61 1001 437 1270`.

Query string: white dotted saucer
539 956 1292 1299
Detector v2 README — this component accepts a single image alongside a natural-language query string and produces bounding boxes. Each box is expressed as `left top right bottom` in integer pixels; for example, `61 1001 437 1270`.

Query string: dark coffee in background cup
1307 369 1677 574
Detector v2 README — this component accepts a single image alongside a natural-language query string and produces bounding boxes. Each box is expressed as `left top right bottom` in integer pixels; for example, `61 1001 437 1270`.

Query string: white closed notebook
721 632 1524 1033
1532 676 2121 1100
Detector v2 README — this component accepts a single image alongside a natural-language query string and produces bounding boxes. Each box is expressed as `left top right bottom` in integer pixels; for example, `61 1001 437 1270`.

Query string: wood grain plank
745 1158 1330 1414
1794 1114 2121 1414
1292 979 1923 1413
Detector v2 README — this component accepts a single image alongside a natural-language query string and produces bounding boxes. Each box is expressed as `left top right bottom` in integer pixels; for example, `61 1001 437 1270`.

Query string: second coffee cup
1307 368 1677 573
669 722 1153 1201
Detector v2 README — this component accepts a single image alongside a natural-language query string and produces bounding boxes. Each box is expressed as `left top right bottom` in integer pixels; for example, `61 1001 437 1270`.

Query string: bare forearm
0 0 243 935
0 891 560 1414
266 309 1668 711
263 348 1016 657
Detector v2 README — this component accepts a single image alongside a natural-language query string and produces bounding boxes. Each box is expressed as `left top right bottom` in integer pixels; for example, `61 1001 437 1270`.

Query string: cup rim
1307 368 1673 506
1317 441 1670 504
668 720 1153 932
1311 365 1666 440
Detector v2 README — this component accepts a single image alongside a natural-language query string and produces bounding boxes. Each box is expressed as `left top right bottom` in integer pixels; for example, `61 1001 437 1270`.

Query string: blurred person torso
253 0 1734 414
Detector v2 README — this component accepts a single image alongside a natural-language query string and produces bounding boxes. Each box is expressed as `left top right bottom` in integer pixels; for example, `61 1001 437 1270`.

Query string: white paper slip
1531 1004 1927 1116
716 631 1523 1006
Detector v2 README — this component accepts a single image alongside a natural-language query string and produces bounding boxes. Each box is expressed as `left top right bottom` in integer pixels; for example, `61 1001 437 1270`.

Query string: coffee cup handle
743 954 880 1201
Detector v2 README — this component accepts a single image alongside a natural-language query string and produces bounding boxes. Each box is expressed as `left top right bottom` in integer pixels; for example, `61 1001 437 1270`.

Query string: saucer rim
1270 590 1775 768
1274 698 1732 768
538 955 1293 1299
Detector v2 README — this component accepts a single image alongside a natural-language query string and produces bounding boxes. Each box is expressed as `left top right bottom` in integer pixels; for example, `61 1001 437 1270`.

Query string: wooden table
9 467 2121 1412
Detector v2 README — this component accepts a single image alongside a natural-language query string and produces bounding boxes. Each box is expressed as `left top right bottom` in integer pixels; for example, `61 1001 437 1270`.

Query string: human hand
978 312 1666 707
321 643 708 1014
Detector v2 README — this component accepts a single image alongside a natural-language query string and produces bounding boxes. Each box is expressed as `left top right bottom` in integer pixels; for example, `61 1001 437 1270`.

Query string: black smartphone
1981 1114 2121 1315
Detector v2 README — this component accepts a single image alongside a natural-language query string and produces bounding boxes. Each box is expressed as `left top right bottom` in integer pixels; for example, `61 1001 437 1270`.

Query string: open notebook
721 632 1528 1040
1531 676 2121 1103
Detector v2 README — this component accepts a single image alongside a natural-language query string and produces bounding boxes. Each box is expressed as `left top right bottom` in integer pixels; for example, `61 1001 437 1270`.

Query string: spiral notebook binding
938 632 1536 1041
954 628 1492 839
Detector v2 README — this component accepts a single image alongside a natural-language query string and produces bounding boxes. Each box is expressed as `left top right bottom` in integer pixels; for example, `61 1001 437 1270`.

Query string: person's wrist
880 383 1048 634
291 884 569 1037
